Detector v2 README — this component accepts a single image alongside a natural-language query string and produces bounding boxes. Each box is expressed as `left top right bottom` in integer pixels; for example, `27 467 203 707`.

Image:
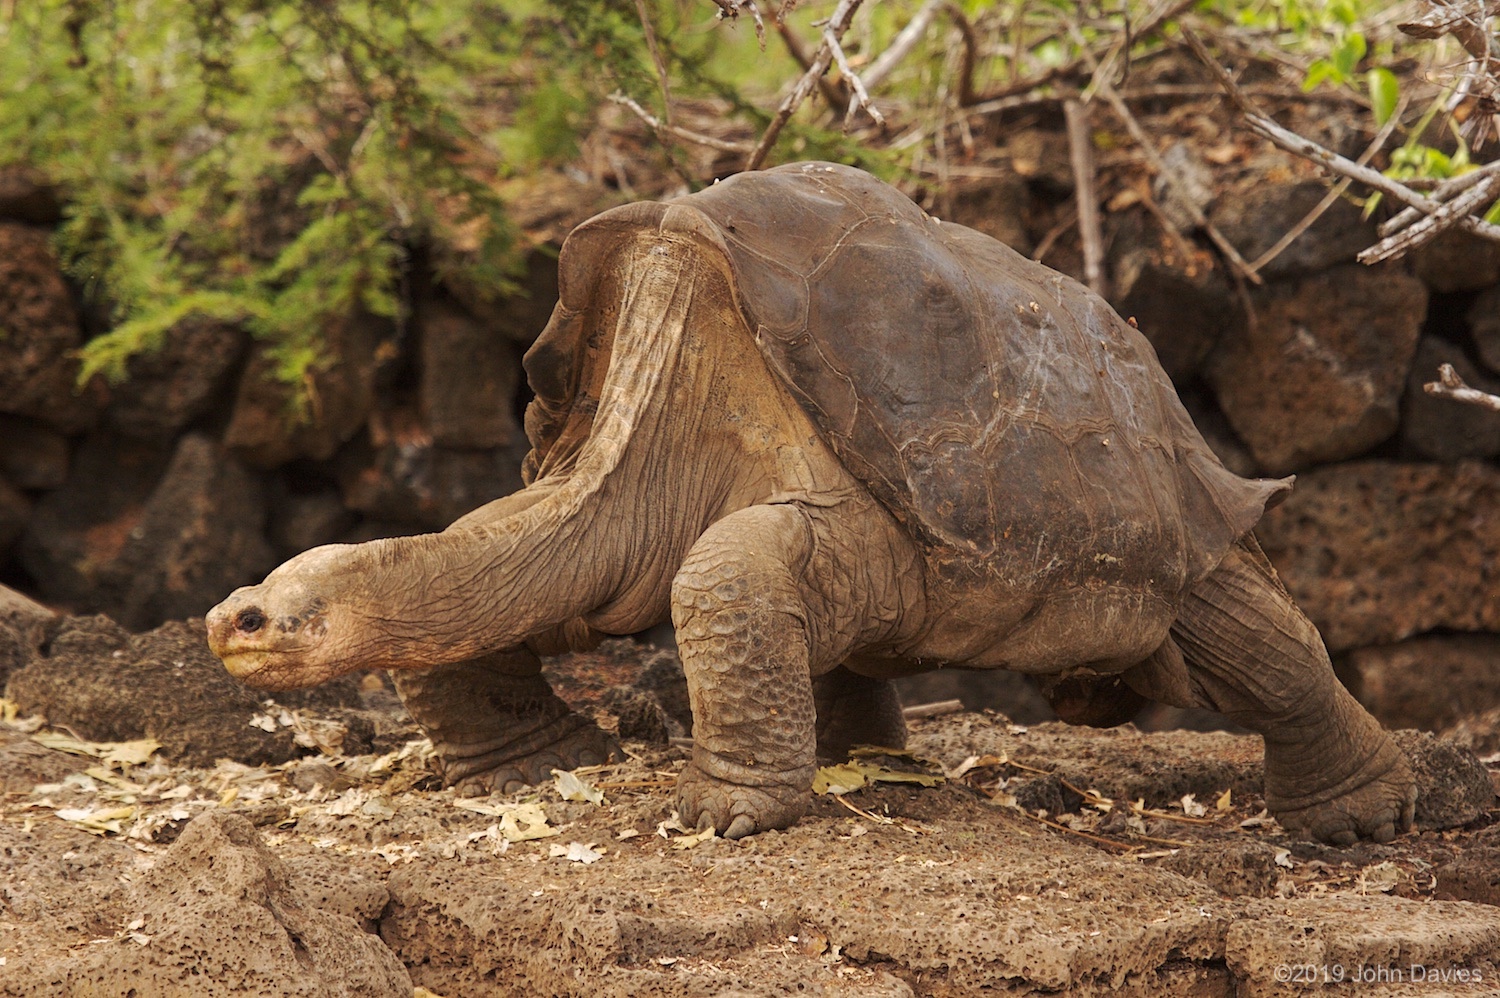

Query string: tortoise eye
234 609 267 634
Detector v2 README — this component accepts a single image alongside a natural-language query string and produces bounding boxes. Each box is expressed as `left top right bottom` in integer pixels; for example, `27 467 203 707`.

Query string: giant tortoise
208 162 1416 844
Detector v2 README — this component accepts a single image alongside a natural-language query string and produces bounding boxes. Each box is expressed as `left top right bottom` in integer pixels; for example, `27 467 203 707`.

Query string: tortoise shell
524 162 1287 602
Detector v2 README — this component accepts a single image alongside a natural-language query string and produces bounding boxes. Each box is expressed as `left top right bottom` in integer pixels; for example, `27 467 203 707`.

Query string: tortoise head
206 545 360 690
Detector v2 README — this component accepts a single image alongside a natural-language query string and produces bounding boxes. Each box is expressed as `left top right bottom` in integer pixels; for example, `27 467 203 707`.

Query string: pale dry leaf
548 841 605 863
1360 861 1403 893
670 826 718 850
1180 794 1207 818
553 768 606 805
499 802 558 842
1273 848 1294 869
1215 788 1232 811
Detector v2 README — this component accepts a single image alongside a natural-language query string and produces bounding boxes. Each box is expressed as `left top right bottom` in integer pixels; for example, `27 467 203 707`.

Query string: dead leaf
499 802 558 842
1180 794 1207 818
549 841 605 863
1360 861 1403 893
670 826 718 850
1215 788 1232 811
813 762 944 796
1273 848 1294 869
553 768 606 805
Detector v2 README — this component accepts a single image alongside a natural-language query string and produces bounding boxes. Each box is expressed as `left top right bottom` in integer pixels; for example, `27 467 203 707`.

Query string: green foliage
0 0 698 411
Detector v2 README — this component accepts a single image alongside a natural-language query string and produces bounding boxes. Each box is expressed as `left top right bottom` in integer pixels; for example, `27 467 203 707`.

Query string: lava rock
6 615 363 767
19 432 175 611
1209 179 1377 278
1206 264 1426 474
1399 337 1500 460
1108 216 1235 383
0 811 411 997
0 222 102 432
1257 460 1500 651
0 166 62 225
1471 285 1500 376
1393 729 1494 831
1413 229 1500 293
417 293 524 449
225 311 387 468
1351 635 1500 733
103 319 247 440
0 415 70 489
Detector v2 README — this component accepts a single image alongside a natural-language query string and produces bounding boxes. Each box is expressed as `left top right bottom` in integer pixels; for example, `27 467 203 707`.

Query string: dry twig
1424 362 1500 413
746 0 865 170
1182 25 1500 260
1063 99 1107 296
609 93 755 154
1069 20 1262 285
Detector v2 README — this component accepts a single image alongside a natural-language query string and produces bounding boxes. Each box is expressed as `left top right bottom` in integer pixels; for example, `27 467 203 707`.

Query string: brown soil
2 637 1497 998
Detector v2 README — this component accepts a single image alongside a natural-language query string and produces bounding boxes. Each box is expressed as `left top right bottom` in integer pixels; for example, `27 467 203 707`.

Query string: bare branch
859 0 943 91
1063 100 1107 297
1379 161 1500 236
709 0 766 48
1069 20 1262 284
1249 92 1408 274
608 92 754 154
746 0 864 170
825 24 885 129
1182 25 1500 254
1424 363 1500 413
1358 172 1500 263
635 0 673 125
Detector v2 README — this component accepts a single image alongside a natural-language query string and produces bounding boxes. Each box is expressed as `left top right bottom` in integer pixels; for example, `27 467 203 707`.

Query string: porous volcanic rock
1413 228 1500 293
1256 460 1500 651
5 615 364 766
1392 729 1496 831
225 311 387 468
337 406 525 530
109 433 276 628
1208 179 1378 279
1205 264 1426 474
0 222 101 432
1224 896 1499 997
0 166 62 225
19 432 174 611
0 811 411 998
1108 216 1235 383
0 414 69 489
1350 634 1500 733
0 478 27 555
103 319 247 440
1399 337 1500 461
417 293 524 449
0 584 51 694
1472 284 1500 375
20 433 276 628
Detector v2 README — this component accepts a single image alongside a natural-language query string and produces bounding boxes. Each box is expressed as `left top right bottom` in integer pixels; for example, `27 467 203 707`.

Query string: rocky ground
1 605 1497 998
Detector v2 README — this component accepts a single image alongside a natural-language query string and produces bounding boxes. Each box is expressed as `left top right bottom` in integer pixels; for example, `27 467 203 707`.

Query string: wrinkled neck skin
210 233 830 689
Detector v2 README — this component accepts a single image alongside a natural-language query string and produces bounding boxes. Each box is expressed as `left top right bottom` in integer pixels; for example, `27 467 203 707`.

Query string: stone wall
1 152 1497 719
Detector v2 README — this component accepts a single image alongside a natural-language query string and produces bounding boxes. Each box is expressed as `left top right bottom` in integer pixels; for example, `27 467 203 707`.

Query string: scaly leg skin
390 647 621 796
671 505 820 840
813 666 907 761
1171 536 1416 845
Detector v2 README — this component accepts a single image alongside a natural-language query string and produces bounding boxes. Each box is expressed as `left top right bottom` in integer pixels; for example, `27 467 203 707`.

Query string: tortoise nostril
234 609 267 634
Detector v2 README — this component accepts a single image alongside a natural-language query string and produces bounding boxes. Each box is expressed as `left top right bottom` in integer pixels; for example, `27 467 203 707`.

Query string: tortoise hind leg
391 647 621 795
1165 536 1415 844
813 666 906 760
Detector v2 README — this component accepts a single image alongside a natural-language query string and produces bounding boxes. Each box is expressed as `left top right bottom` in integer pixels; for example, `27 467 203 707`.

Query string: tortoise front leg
671 505 820 839
391 647 620 795
1169 537 1415 844
671 498 923 838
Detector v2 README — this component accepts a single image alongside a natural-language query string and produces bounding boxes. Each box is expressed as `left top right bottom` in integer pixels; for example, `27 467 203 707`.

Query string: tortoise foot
1268 745 1417 845
676 755 811 840
440 714 623 797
